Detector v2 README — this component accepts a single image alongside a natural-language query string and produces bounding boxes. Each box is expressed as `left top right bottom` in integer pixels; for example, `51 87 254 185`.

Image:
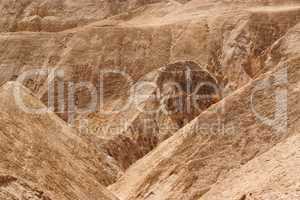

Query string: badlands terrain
0 0 300 199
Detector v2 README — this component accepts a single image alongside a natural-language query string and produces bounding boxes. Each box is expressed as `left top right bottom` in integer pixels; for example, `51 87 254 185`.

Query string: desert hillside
0 0 299 200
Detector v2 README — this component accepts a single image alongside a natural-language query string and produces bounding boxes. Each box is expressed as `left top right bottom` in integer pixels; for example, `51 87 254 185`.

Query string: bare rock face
110 57 300 199
0 0 300 199
214 5 300 90
201 133 300 200
0 82 120 199
81 61 220 170
1 1 299 112
0 0 167 32
0 174 52 200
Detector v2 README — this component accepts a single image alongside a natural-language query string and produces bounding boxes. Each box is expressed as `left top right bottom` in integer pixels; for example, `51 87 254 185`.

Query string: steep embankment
0 2 299 184
0 82 120 199
1 2 299 111
110 45 300 199
0 174 53 199
0 2 299 197
201 132 300 200
82 61 219 170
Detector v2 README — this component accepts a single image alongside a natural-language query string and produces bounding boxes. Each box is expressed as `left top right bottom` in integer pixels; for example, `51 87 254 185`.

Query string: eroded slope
0 82 120 199
0 1 299 198
0 0 171 32
110 56 300 199
201 132 300 200
0 174 52 200
81 61 220 170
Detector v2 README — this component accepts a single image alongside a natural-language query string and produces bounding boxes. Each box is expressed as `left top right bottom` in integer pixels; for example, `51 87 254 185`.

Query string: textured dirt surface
80 60 220 170
0 82 120 199
110 57 300 199
0 0 168 32
0 0 300 199
0 174 52 200
201 132 300 200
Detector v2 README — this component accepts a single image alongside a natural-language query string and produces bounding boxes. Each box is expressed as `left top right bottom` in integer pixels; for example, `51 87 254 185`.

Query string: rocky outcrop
81 61 220 170
1 1 299 114
109 55 300 199
207 4 300 92
0 1 300 199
